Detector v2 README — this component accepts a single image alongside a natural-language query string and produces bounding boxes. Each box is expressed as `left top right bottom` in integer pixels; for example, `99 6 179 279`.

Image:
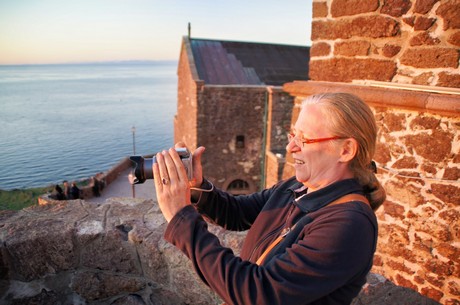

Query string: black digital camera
129 148 193 184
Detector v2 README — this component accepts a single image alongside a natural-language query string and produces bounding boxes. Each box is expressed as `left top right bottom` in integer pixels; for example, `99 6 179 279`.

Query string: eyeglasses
288 132 346 147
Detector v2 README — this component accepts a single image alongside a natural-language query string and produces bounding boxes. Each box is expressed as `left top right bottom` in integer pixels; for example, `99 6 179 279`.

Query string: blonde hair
302 93 386 210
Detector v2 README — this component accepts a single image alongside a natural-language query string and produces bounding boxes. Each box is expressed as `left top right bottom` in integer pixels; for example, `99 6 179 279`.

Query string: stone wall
283 80 459 305
196 85 267 192
0 200 442 305
310 0 460 87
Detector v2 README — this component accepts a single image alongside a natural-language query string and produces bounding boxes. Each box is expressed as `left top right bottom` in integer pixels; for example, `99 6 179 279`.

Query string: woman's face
286 104 352 191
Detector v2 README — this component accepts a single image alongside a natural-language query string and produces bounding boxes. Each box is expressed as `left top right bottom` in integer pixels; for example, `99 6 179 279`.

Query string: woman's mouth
294 159 305 165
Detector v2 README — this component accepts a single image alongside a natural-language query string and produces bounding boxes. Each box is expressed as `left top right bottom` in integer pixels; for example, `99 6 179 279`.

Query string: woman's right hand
174 142 205 188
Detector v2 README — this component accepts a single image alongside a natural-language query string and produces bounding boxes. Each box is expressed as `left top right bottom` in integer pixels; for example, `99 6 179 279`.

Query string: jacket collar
287 178 364 213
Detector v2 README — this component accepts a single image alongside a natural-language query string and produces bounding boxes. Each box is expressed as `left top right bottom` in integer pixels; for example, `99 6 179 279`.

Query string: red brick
437 242 460 264
421 286 444 301
405 130 453 162
414 0 439 14
334 40 370 56
410 32 441 46
309 58 396 82
393 156 418 169
312 2 328 18
431 184 460 206
437 72 460 88
414 16 437 30
436 0 460 30
410 116 440 130
310 42 330 57
382 200 406 219
448 31 460 46
382 44 402 57
312 16 399 40
381 0 412 17
400 47 459 68
330 0 379 17
382 112 406 131
443 167 460 180
395 274 418 290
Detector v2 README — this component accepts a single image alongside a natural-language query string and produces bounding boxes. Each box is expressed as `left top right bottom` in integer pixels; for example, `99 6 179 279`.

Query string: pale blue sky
0 0 312 65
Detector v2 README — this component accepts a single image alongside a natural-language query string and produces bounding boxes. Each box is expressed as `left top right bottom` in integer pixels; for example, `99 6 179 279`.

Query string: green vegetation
0 186 51 211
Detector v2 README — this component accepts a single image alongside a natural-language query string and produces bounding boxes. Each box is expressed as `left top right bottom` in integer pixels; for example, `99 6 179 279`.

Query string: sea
0 61 178 190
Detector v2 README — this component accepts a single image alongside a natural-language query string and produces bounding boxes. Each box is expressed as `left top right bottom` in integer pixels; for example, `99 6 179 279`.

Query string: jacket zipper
248 202 297 262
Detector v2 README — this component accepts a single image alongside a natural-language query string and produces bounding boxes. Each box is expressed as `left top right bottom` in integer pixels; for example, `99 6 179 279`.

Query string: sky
0 0 312 65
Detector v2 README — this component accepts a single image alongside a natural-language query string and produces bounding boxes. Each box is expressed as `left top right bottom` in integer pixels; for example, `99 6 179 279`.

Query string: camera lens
129 156 155 184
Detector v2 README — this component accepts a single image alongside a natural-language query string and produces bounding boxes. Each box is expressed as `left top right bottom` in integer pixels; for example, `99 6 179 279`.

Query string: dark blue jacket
164 177 378 305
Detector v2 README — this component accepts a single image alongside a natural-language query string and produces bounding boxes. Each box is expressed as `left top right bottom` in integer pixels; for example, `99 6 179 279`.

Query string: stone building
175 36 310 193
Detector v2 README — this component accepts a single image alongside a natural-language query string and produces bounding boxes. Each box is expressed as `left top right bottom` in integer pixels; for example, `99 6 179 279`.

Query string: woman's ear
339 138 358 163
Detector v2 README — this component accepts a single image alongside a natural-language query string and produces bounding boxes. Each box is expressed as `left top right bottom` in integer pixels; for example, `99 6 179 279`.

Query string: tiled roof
188 38 310 86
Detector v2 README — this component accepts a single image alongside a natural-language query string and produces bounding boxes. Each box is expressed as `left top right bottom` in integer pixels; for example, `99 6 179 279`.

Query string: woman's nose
286 139 301 153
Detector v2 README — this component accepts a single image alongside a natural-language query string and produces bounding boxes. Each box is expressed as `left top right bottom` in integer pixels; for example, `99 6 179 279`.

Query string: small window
227 179 250 195
236 135 245 148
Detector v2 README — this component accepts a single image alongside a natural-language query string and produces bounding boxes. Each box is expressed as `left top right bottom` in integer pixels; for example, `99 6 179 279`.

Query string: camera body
129 148 193 184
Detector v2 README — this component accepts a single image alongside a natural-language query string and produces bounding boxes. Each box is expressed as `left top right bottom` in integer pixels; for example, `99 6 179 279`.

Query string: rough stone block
414 0 439 14
312 1 328 18
381 0 412 17
312 16 399 40
437 72 460 88
414 16 437 30
309 58 396 82
405 130 453 162
331 0 379 17
436 0 460 30
410 32 441 46
400 47 459 68
382 44 402 57
431 184 460 205
448 31 460 46
334 40 371 56
310 42 331 57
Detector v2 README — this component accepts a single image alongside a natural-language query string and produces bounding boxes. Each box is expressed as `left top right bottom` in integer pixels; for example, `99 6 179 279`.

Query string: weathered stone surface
431 184 460 205
437 72 460 88
71 271 145 301
414 0 439 14
410 32 441 46
310 42 331 57
0 198 451 305
312 16 400 40
400 47 459 68
334 40 371 56
410 115 440 130
331 0 379 17
312 1 328 18
309 58 396 82
448 31 460 46
382 44 402 57
382 200 405 219
393 156 418 169
381 0 412 17
412 72 434 85
443 167 460 180
414 16 437 30
405 130 453 162
436 0 460 30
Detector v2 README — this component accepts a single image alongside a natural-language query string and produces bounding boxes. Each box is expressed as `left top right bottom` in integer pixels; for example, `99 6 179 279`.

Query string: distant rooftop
188 37 310 86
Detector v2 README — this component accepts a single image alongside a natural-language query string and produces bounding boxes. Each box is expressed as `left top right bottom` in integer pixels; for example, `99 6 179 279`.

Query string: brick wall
310 0 460 87
283 81 459 304
305 2 460 303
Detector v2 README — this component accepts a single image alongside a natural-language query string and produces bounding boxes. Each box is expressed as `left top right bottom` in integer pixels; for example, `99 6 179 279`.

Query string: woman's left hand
153 148 191 222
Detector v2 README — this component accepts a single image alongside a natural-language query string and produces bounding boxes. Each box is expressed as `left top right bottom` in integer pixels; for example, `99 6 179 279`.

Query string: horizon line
0 59 179 67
